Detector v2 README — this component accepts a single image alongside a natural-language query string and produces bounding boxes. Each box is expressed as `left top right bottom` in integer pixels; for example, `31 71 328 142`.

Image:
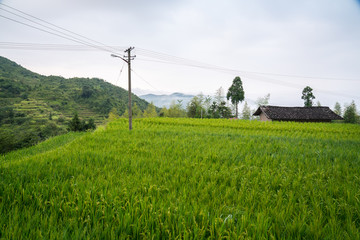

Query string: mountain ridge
0 55 149 153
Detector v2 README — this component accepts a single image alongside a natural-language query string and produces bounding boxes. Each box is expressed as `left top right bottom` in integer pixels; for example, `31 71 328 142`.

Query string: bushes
67 113 96 132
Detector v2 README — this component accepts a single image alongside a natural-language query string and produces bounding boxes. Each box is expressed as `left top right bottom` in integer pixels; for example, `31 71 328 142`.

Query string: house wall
260 112 272 121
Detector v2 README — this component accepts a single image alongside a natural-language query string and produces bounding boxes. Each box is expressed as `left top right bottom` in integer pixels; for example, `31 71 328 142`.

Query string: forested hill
0 56 149 153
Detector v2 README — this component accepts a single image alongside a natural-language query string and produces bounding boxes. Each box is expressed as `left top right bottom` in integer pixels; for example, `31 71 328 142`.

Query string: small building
253 105 343 122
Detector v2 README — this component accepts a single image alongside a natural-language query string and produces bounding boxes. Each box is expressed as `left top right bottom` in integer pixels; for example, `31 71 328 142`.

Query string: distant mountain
140 92 194 108
0 56 149 153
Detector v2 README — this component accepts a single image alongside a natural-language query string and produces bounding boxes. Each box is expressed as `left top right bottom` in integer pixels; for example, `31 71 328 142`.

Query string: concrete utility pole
111 47 136 130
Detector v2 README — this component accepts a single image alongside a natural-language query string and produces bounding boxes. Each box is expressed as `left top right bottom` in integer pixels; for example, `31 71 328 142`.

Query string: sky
0 0 359 109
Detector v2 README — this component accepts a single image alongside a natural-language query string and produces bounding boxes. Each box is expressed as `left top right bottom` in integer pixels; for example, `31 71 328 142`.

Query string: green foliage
343 101 358 124
121 103 144 119
1 118 359 239
159 101 186 118
187 95 205 118
167 101 186 118
208 101 232 118
132 103 143 118
226 76 245 118
301 86 315 107
241 101 251 119
217 101 232 118
108 107 120 121
68 113 96 131
67 112 82 131
0 56 149 153
0 122 65 153
143 102 158 118
81 85 94 98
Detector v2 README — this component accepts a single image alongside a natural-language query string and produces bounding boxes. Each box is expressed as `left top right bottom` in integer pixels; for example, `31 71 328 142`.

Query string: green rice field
1 118 360 239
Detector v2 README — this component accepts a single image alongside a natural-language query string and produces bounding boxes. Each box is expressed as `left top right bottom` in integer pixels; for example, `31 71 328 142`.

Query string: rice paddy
1 118 359 239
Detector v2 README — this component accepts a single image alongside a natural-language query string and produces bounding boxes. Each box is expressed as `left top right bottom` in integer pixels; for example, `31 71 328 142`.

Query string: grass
0 118 359 239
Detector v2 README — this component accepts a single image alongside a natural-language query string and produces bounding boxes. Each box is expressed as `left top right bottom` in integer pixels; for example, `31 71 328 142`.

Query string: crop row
1 118 359 239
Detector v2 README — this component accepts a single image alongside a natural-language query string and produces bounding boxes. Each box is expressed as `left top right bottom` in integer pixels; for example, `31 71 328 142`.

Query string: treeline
333 101 360 124
113 88 268 120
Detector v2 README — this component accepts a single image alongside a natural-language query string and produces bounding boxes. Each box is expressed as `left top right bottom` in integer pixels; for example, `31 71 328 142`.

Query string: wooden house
253 105 343 122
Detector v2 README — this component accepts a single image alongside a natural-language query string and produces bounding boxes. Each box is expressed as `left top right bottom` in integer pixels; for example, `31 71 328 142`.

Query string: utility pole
111 47 136 130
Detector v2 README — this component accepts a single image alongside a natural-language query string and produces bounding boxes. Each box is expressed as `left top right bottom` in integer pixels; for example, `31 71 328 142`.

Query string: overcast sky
1 0 359 108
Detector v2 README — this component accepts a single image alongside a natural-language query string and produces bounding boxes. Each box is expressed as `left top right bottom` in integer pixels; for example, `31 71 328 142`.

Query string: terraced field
1 118 359 239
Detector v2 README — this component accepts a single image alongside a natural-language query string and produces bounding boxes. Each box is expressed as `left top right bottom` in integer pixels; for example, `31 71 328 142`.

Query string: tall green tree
343 101 358 124
187 96 205 118
68 112 82 131
301 86 315 107
226 76 245 118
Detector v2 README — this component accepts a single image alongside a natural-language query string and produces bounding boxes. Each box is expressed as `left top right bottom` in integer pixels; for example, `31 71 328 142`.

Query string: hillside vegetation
0 56 149 153
1 118 359 239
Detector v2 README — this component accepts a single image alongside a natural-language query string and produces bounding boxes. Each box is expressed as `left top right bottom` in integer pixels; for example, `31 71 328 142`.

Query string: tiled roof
253 106 343 121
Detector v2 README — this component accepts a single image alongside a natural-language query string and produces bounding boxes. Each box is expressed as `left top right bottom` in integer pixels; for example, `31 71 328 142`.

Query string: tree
108 108 120 121
81 85 94 98
334 102 342 116
203 96 212 114
226 76 245 118
241 101 252 120
187 96 204 118
256 93 270 106
159 107 168 117
217 101 232 118
68 112 82 131
143 102 158 118
84 118 96 130
208 101 220 118
122 109 129 118
343 101 358 123
68 113 96 131
301 86 315 107
133 103 143 118
168 101 186 118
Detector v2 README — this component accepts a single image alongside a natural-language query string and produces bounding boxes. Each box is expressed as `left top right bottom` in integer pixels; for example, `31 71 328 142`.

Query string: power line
136 48 359 82
0 3 123 54
0 4 125 55
0 42 126 51
131 69 160 92
0 3 358 101
115 62 126 84
0 14 123 54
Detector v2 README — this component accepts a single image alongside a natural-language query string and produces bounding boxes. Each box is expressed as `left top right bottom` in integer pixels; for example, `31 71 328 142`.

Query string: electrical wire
0 3 125 54
0 3 358 100
131 69 160 91
0 42 126 52
116 62 125 84
136 48 359 82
